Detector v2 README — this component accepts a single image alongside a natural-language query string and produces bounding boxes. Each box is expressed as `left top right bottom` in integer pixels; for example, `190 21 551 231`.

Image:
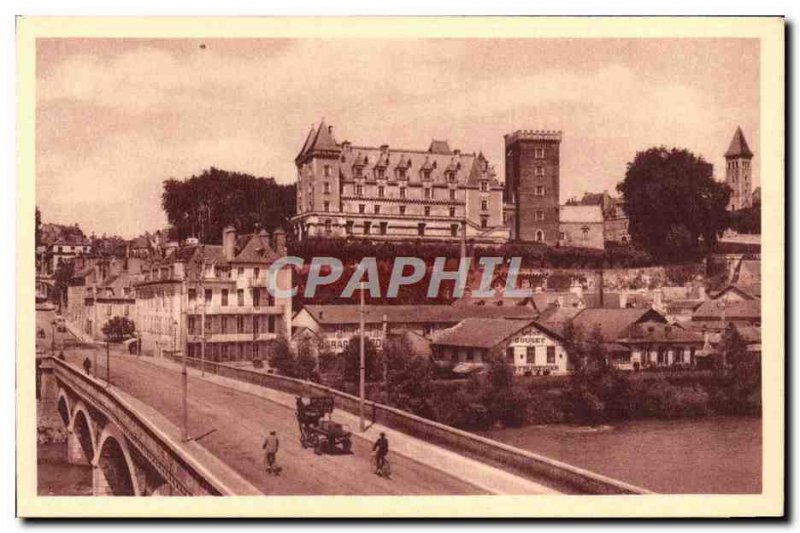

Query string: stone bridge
39 356 249 496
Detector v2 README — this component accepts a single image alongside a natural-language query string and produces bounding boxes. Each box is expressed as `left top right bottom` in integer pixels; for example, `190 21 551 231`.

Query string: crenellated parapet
504 130 563 144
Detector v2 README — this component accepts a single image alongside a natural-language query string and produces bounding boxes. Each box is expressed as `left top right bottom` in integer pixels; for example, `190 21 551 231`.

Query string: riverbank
478 416 762 494
37 400 92 496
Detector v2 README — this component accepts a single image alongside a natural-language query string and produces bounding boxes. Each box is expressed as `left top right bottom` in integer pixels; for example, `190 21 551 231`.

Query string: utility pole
359 281 366 431
200 256 207 377
382 313 388 404
181 276 189 442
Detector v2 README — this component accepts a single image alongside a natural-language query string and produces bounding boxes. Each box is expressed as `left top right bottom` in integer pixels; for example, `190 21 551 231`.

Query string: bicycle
373 452 391 478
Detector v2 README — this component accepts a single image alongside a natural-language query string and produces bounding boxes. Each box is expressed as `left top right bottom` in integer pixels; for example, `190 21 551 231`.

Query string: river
37 441 92 496
479 416 762 494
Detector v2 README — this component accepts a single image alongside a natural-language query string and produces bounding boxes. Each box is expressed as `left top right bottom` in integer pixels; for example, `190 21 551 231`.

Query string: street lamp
359 282 366 432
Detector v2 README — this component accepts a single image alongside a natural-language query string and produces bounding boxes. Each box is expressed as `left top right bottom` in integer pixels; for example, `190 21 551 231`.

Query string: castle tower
294 121 343 238
504 130 562 244
725 126 754 211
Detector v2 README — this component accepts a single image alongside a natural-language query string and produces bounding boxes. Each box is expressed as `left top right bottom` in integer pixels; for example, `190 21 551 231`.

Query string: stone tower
294 121 343 238
725 126 754 211
504 130 562 244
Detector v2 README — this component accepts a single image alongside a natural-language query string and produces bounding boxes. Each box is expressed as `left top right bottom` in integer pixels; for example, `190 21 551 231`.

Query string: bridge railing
168 354 652 495
50 356 230 496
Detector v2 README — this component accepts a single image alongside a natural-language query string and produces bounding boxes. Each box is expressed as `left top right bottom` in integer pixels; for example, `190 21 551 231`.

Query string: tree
53 260 74 309
341 335 381 383
617 147 730 259
383 338 434 416
161 167 296 243
729 203 761 234
268 336 296 376
101 316 136 342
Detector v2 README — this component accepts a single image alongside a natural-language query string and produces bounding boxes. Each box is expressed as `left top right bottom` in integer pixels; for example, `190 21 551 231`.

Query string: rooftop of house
297 304 538 326
570 307 667 341
146 230 282 274
431 318 558 349
617 321 704 344
693 299 761 321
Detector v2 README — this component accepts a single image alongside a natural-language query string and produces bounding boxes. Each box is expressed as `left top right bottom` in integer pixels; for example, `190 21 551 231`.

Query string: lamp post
181 277 188 442
359 282 366 432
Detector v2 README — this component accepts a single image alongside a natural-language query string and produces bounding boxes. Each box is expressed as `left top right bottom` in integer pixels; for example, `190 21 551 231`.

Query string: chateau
292 122 508 243
725 126 755 211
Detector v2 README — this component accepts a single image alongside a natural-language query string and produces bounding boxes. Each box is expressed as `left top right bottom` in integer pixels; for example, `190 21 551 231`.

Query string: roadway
57 345 485 495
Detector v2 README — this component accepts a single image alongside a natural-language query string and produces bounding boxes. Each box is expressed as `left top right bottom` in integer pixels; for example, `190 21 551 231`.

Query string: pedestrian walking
262 430 280 475
82 357 91 375
372 432 389 476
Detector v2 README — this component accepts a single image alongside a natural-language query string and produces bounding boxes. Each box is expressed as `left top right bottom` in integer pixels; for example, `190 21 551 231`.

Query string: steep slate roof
692 299 761 321
428 139 452 155
725 126 754 159
298 304 537 326
570 308 666 341
298 122 501 190
710 284 759 301
431 318 558 349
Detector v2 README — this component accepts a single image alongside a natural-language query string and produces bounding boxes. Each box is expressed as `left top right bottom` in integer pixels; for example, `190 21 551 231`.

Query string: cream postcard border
15 16 785 518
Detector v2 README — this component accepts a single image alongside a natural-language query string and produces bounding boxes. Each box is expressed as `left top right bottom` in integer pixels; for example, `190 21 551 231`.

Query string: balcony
187 332 279 343
186 303 284 316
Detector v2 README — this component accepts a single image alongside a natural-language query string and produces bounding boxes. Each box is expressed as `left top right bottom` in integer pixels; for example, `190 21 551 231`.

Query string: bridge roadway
56 342 555 495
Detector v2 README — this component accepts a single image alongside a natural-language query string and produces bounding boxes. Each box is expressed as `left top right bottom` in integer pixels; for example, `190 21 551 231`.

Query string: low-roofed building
558 204 605 250
431 318 569 376
292 304 538 354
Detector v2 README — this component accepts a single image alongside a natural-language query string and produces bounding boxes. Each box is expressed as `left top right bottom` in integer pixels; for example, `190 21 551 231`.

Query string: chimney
272 227 287 257
222 225 236 261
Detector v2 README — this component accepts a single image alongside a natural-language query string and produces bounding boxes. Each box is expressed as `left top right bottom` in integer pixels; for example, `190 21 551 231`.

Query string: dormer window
354 166 363 178
397 168 407 180
375 167 386 179
446 171 456 183
422 169 432 180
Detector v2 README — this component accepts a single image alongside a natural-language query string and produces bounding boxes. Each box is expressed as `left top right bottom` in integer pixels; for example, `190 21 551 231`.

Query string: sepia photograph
16 15 784 518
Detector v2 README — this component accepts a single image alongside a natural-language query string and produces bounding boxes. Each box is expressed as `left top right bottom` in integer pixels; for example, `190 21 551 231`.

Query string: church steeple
725 126 754 159
725 126 754 211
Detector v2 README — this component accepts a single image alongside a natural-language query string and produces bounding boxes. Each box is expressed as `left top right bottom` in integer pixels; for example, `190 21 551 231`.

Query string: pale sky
36 38 759 238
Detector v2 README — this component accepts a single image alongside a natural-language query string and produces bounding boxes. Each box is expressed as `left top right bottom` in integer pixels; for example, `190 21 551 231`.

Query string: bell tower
725 126 754 211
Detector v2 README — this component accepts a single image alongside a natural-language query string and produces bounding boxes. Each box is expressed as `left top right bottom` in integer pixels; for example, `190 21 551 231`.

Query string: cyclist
372 432 389 476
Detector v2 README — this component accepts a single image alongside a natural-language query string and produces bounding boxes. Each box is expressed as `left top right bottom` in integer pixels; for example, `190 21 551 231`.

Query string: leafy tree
161 167 296 243
341 335 381 383
383 338 434 416
729 203 761 234
268 336 296 376
101 316 136 342
53 260 74 309
617 147 730 259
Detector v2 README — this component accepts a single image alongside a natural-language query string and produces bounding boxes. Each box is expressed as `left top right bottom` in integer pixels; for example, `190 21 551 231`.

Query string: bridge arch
68 401 97 466
56 388 71 428
94 425 142 496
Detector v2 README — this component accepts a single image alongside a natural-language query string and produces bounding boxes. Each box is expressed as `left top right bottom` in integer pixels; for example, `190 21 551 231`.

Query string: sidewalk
140 356 559 495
